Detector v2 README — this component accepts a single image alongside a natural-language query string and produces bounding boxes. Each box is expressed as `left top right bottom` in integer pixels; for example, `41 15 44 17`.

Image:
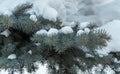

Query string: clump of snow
59 26 73 34
79 22 90 29
30 14 37 22
28 0 48 16
47 28 58 36
35 29 48 35
0 29 11 37
8 54 16 60
114 58 120 63
69 22 76 27
85 53 94 58
48 0 66 22
28 50 32 55
62 21 76 27
77 30 84 36
76 27 90 36
43 5 58 22
28 0 58 22
36 28 59 36
34 42 41 46
84 28 90 34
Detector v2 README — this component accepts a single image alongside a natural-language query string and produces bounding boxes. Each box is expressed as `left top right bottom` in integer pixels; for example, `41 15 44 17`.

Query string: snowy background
0 0 120 74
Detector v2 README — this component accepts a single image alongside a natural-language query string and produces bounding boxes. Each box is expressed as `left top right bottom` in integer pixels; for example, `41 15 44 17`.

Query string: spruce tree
0 3 119 74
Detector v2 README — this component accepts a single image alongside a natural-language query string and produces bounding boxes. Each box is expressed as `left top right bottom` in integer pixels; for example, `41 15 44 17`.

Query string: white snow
34 63 48 74
34 43 41 46
47 28 58 36
0 29 11 37
77 30 84 36
96 20 120 56
91 65 115 74
104 20 120 52
28 0 58 22
43 5 58 22
1 0 120 74
1 0 120 24
0 63 48 74
79 22 90 29
0 0 59 22
36 28 59 37
30 14 37 22
62 21 76 27
114 58 120 63
2 0 120 24
7 54 16 60
35 29 48 35
103 66 115 74
78 19 120 74
84 28 90 34
85 53 94 58
68 22 76 27
0 0 29 15
28 50 32 55
28 0 48 16
3 10 12 16
59 26 73 34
